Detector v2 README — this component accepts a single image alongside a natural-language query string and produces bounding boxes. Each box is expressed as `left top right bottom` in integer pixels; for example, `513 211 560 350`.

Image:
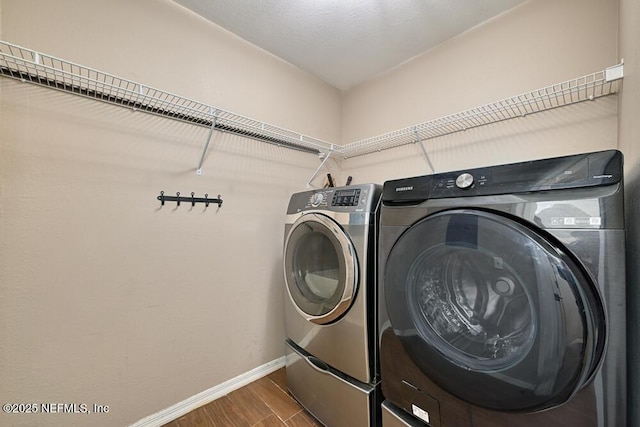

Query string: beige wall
0 1 340 426
342 0 620 181
0 0 631 426
618 0 640 425
0 0 343 144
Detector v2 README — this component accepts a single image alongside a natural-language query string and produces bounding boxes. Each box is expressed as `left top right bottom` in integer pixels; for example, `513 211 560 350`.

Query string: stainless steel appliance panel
283 183 382 427
285 340 378 427
284 183 381 384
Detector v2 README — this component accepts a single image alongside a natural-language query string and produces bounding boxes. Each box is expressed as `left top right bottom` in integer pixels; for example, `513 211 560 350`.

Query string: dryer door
284 213 358 325
384 208 606 412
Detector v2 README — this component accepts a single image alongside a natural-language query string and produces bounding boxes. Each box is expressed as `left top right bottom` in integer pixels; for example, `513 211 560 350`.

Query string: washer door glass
284 213 358 325
384 209 605 412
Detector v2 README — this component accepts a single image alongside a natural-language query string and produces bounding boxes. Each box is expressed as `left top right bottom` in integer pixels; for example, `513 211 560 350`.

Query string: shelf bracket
306 147 335 188
196 109 218 175
414 129 435 174
605 61 624 82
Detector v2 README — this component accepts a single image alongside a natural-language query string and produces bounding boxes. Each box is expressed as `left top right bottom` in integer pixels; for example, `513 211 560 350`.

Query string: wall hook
156 191 223 209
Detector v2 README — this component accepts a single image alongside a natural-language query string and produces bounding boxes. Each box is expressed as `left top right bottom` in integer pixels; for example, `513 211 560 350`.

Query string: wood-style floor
162 368 323 427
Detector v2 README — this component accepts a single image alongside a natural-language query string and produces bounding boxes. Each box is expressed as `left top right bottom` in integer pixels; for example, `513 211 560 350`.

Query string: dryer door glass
284 213 357 325
384 209 605 412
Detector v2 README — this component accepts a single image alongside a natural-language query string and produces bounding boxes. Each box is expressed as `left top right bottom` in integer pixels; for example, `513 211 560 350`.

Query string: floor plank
268 368 288 392
162 368 324 427
253 414 288 427
175 407 215 427
248 377 302 421
227 382 273 425
201 396 250 427
285 410 324 427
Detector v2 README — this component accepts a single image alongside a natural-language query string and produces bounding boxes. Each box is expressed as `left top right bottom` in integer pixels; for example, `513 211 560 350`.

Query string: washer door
284 213 358 325
384 208 605 412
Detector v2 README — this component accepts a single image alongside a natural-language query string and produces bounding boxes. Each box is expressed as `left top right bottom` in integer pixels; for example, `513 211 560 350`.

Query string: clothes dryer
378 150 625 426
284 183 382 427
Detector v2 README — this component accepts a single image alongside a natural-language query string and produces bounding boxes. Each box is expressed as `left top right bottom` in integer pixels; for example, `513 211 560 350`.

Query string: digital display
335 189 356 197
332 189 360 206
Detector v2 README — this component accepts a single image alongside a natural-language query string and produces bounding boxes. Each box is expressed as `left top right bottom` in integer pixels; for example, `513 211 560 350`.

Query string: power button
456 173 474 189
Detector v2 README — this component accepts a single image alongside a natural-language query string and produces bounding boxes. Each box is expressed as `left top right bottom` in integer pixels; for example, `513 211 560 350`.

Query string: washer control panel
383 150 622 203
433 172 489 192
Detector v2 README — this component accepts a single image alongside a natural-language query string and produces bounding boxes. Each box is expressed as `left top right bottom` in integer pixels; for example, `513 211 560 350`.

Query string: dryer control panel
332 188 361 207
287 184 382 214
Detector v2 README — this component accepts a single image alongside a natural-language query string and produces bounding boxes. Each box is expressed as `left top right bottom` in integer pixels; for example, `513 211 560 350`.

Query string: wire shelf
339 65 623 158
0 40 623 163
0 40 334 155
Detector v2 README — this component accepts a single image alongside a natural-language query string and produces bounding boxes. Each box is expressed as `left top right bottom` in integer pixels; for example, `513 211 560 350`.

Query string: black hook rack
157 191 222 208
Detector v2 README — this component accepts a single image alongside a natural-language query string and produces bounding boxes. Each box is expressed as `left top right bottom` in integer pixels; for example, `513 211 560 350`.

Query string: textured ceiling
174 0 528 90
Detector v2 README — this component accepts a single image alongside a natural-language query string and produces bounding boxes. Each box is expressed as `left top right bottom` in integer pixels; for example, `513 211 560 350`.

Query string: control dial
310 192 324 207
456 173 474 189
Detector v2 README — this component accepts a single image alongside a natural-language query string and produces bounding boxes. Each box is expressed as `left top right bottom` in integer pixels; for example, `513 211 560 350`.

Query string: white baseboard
129 356 286 427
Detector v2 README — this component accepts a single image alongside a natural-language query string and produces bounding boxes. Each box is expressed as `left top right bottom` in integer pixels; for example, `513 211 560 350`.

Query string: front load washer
284 183 382 426
378 150 626 426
